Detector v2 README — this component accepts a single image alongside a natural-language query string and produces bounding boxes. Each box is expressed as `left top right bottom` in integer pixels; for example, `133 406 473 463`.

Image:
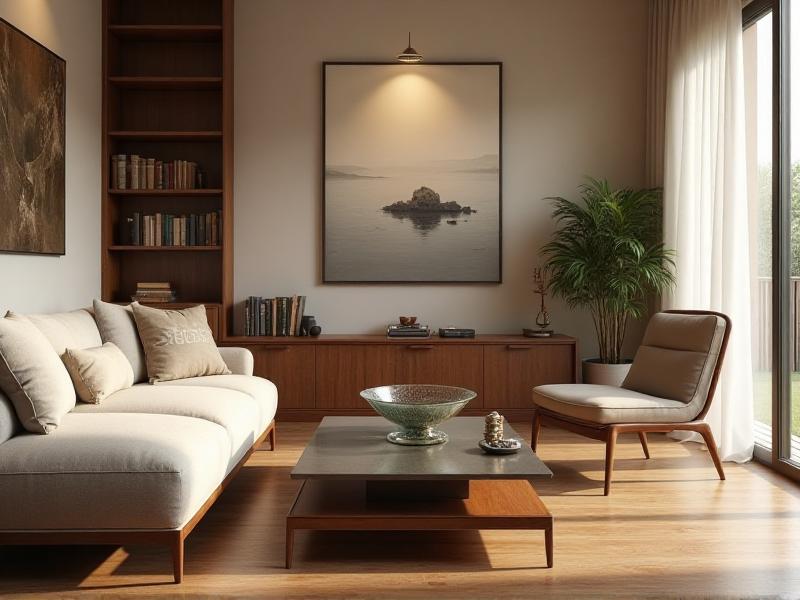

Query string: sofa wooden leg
268 422 277 451
694 422 725 481
531 411 542 452
637 431 650 459
172 534 184 583
604 427 618 496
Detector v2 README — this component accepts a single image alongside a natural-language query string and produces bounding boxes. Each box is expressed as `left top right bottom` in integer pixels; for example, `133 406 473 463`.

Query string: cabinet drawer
316 345 395 409
484 344 576 409
394 345 484 408
249 345 315 409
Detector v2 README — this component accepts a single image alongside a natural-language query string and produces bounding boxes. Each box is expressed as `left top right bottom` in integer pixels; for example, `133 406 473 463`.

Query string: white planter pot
582 359 633 387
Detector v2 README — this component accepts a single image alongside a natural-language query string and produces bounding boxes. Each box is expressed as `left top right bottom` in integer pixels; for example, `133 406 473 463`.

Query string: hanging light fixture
397 32 423 63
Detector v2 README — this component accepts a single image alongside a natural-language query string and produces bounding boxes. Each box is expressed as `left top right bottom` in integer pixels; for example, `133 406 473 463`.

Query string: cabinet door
394 345 484 407
316 345 396 409
249 345 315 409
484 344 576 409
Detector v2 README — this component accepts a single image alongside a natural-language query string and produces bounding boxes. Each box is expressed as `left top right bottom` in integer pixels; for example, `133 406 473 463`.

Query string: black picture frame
322 61 503 284
0 16 66 256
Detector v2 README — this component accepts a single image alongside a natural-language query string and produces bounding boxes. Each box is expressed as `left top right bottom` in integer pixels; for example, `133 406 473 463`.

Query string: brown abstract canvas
0 18 65 255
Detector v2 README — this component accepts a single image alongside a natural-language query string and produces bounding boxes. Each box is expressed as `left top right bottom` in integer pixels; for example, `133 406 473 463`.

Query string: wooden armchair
531 310 731 495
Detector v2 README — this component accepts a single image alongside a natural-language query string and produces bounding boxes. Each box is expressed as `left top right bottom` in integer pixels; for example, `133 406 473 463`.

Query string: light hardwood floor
2 422 800 599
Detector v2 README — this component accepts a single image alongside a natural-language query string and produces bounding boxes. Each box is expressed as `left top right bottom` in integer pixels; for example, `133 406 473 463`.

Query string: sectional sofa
0 308 277 583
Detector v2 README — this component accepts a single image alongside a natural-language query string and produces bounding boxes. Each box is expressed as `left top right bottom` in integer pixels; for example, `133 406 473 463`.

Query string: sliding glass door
744 0 800 477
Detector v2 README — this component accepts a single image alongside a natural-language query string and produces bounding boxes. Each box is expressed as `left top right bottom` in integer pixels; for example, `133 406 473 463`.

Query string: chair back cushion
622 312 727 418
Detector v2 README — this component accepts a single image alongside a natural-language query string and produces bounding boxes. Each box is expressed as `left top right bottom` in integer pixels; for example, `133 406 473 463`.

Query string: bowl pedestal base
387 427 448 446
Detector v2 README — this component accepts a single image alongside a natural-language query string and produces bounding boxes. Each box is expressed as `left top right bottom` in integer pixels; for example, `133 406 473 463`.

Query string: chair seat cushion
72 383 261 468
533 384 697 424
0 413 230 530
156 375 277 434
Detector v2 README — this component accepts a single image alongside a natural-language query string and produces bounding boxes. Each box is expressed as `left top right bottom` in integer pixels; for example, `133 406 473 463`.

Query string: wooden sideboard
222 334 579 421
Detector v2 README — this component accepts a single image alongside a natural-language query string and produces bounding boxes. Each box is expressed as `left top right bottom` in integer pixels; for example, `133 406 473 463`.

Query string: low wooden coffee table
286 416 554 568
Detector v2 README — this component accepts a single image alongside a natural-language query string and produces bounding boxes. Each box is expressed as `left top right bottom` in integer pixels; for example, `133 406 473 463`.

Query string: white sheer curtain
648 0 754 462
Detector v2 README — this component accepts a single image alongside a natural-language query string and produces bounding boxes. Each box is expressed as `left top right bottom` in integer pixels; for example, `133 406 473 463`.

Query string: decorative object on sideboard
309 324 322 337
0 18 65 255
396 31 423 63
360 384 476 445
524 267 554 338
479 410 522 454
299 315 316 336
244 295 306 337
399 316 417 326
541 178 675 386
387 323 431 338
439 327 476 338
323 62 501 283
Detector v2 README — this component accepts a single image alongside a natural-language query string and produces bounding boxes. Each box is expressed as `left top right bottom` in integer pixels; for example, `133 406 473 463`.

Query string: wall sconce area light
397 32 423 63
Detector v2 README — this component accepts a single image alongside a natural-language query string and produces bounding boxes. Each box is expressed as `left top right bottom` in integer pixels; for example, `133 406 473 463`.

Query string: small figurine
484 411 504 445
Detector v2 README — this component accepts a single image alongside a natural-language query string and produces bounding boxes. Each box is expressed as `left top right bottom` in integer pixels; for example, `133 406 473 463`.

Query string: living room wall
235 0 648 356
0 0 101 314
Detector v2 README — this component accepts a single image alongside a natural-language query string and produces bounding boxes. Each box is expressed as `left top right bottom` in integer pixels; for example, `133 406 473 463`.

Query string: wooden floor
2 422 800 599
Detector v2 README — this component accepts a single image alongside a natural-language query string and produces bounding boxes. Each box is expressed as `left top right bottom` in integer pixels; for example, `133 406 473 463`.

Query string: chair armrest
217 347 254 376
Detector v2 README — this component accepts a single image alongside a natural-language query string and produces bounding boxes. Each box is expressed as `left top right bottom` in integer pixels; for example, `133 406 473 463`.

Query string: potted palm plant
541 178 675 385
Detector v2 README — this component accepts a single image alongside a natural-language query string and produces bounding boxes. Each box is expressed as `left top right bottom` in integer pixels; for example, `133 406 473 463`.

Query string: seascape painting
0 18 66 255
324 64 501 282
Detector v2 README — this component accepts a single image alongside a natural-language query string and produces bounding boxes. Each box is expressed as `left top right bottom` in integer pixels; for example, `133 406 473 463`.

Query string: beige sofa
0 308 277 583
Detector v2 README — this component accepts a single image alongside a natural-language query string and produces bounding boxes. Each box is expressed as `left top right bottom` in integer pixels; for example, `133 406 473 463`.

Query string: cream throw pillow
131 303 230 383
63 342 135 404
0 314 76 433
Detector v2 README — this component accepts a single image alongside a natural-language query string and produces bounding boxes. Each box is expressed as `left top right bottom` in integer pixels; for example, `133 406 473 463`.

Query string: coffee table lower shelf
285 479 553 569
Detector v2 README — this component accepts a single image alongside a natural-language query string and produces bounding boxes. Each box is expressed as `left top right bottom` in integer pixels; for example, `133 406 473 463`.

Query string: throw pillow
93 299 148 383
62 342 135 404
0 314 76 433
131 302 230 383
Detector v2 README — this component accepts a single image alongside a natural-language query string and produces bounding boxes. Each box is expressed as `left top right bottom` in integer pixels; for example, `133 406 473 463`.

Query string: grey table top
291 417 553 481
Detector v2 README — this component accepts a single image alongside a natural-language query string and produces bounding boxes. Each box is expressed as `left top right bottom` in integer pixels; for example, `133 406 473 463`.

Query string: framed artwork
323 62 501 283
0 17 66 255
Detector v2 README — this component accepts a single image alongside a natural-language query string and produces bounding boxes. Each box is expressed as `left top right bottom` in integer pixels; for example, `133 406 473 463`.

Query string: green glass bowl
360 384 476 445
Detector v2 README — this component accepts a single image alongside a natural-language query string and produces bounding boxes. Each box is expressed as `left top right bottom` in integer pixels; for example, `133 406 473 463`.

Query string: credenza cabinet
223 335 578 420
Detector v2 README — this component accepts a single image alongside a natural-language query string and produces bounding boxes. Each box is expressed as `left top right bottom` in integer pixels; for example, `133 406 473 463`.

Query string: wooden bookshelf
101 0 234 338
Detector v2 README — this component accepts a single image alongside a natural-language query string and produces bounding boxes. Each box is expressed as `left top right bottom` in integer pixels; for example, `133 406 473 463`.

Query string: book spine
147 158 155 190
130 155 139 190
245 299 251 336
295 296 306 335
289 295 298 336
258 298 266 336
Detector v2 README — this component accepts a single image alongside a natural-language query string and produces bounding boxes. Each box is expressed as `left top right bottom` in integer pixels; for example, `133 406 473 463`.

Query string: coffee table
286 416 554 568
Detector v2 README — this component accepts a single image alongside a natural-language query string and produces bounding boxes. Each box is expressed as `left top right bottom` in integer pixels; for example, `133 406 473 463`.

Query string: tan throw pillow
131 303 230 383
92 300 148 383
0 314 76 434
62 342 135 404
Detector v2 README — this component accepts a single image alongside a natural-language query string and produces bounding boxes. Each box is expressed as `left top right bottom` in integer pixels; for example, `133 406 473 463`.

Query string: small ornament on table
524 267 554 338
480 411 522 454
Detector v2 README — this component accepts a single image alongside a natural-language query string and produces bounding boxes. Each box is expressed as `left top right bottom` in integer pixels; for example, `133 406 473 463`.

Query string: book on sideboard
244 295 306 337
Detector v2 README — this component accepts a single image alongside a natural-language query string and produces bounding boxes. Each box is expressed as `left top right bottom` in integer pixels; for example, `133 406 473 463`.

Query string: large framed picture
323 62 501 283
0 17 66 255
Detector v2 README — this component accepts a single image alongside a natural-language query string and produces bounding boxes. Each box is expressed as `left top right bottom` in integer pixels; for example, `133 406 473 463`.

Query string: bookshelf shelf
102 0 234 338
108 25 222 41
108 188 224 196
108 76 223 90
108 246 222 252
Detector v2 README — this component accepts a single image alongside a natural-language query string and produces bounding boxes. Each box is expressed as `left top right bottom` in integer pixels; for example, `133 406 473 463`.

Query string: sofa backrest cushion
0 390 21 444
7 309 102 357
93 300 148 383
0 314 77 433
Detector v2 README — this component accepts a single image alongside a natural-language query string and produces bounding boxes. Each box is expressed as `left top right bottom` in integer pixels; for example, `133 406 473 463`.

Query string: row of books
121 211 222 247
244 295 306 337
131 282 176 304
111 155 205 190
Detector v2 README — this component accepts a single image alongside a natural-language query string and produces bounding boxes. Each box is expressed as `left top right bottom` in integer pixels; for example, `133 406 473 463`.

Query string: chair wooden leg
604 427 618 496
637 431 650 459
172 533 184 583
531 410 542 452
695 422 725 480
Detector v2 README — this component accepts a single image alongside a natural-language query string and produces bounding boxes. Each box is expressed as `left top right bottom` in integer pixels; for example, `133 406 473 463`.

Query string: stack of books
244 295 306 336
121 211 221 247
132 282 176 304
387 323 431 338
111 155 203 190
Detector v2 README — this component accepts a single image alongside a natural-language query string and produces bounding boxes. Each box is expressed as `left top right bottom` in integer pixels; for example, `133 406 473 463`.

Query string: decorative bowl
360 384 476 445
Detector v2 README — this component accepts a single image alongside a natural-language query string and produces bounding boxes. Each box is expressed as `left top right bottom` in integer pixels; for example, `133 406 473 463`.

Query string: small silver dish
479 438 522 455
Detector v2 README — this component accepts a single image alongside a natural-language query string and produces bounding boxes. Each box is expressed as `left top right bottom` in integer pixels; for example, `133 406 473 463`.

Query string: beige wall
233 0 649 356
0 0 101 314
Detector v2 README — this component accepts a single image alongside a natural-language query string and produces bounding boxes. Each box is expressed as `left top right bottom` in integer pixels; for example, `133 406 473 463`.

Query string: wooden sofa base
531 409 725 496
0 419 277 584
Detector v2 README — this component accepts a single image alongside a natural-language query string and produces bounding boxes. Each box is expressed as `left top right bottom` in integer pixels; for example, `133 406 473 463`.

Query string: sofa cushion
131 303 230 383
533 384 695 424
0 315 76 434
0 412 230 530
157 375 277 434
0 391 21 444
93 300 148 383
7 309 102 357
62 342 135 404
72 384 261 467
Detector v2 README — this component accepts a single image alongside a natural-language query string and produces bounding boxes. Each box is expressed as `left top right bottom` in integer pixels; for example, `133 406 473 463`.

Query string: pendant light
397 32 423 63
